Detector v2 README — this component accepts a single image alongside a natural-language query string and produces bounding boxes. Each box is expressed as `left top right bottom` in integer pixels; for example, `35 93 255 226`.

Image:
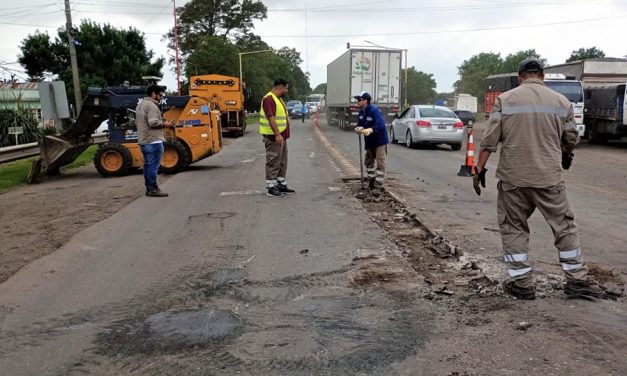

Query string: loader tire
160 139 188 175
94 143 132 177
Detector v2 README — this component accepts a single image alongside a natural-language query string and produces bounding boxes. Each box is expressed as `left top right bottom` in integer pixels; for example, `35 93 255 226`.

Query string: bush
0 108 42 147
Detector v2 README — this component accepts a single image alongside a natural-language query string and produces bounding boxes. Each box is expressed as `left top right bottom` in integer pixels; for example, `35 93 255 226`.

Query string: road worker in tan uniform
474 58 604 300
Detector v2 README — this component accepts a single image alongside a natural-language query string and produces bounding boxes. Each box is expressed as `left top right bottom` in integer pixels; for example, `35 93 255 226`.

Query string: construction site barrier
458 129 475 176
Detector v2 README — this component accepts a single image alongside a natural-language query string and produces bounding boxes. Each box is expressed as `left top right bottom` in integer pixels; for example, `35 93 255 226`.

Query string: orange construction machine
28 86 223 182
189 74 247 137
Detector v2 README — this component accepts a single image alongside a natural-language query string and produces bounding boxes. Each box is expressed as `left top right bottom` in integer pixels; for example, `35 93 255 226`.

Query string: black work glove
562 152 574 170
473 167 487 196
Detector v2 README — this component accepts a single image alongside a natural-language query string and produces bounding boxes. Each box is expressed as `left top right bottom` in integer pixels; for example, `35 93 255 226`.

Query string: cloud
2 0 626 94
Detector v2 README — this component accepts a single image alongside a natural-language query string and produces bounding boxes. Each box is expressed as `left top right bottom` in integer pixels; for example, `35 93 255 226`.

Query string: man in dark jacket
353 92 389 190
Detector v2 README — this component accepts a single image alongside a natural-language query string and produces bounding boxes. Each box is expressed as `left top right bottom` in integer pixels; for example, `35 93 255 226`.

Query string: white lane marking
219 190 263 196
240 158 256 163
310 152 316 158
237 255 256 268
328 187 342 192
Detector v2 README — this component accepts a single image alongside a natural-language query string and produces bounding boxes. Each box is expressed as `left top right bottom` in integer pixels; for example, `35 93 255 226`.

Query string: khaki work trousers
497 180 589 286
263 136 288 187
365 145 387 188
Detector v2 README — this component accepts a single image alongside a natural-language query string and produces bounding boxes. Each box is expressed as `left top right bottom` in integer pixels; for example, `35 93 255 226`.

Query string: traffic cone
314 111 320 128
458 130 475 176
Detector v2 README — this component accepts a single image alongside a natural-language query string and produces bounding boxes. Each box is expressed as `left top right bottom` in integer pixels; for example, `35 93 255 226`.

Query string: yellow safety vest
259 92 288 135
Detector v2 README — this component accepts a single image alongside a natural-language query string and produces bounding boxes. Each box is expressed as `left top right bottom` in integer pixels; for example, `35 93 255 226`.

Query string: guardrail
0 133 108 164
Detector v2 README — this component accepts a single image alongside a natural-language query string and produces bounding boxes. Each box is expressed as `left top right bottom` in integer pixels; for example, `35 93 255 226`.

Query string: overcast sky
1 0 626 93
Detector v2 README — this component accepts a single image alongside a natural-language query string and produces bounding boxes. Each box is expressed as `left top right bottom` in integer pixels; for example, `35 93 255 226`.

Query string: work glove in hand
354 126 364 134
473 167 487 196
562 152 574 170
362 128 373 136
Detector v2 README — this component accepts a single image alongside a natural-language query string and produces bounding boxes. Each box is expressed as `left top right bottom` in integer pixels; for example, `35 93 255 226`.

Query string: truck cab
544 74 586 137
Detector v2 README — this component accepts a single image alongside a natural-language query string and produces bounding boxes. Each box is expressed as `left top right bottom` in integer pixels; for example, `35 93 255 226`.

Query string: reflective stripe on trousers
497 181 589 281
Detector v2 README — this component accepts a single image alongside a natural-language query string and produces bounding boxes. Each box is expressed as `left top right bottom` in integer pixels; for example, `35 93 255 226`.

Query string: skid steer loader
189 74 247 137
28 86 222 182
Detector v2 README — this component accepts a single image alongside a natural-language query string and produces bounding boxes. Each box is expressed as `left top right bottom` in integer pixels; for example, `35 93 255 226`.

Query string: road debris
517 321 533 331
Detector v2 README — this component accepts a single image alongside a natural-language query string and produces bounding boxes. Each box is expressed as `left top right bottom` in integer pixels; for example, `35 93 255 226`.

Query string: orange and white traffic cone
314 111 320 128
458 130 475 176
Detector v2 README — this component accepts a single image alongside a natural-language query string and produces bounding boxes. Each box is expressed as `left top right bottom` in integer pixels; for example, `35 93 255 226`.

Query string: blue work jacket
357 104 389 150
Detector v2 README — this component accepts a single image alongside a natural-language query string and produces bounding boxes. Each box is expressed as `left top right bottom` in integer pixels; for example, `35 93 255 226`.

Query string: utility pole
64 0 82 114
173 0 181 95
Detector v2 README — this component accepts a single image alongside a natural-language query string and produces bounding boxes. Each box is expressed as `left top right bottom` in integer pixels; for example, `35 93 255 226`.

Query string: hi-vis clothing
482 78 588 283
259 92 288 135
480 78 579 188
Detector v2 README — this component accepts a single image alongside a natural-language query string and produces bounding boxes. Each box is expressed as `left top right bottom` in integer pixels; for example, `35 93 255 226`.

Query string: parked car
289 104 304 119
95 120 110 134
305 102 318 113
390 105 466 150
286 100 302 110
453 110 476 127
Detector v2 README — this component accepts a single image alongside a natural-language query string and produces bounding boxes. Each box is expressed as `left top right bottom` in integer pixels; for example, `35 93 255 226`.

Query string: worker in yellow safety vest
259 79 295 197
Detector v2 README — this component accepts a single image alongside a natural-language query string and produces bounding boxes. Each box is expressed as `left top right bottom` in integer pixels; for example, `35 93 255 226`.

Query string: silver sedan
390 105 466 150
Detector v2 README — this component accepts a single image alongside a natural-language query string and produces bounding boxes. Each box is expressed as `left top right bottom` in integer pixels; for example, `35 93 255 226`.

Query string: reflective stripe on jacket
480 78 578 188
259 92 287 135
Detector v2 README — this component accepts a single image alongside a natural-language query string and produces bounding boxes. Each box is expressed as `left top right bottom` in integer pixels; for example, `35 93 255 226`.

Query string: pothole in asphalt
343 180 503 299
97 307 243 356
146 308 243 346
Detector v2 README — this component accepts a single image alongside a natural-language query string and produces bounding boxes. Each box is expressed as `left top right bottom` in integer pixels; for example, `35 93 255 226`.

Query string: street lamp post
238 49 274 87
364 40 408 108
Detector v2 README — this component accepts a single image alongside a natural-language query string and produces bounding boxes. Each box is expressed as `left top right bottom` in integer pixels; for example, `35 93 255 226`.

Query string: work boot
565 278 605 300
277 184 296 194
266 186 284 197
502 278 536 300
146 188 169 197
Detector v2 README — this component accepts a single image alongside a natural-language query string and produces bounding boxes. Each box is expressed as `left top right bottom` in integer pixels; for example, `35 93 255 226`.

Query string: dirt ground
0 165 150 283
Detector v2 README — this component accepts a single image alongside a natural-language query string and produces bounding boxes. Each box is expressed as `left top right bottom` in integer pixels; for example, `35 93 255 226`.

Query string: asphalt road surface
324 119 627 277
0 118 625 375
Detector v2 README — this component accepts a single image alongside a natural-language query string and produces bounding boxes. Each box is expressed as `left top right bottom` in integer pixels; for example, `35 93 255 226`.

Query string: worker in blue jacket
353 92 389 190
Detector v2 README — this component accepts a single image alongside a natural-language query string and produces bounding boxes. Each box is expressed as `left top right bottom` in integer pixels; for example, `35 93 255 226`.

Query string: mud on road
0 166 148 284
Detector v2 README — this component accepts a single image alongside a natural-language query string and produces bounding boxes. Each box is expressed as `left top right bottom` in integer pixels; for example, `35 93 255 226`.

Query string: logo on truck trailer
353 57 372 74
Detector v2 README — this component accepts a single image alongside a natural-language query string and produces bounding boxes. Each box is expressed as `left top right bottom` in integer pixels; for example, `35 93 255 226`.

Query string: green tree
436 92 454 101
170 0 268 54
18 21 164 105
16 31 55 81
312 83 327 94
454 52 502 101
185 36 240 77
401 67 437 105
501 49 544 73
171 1 310 110
453 50 547 108
566 47 605 62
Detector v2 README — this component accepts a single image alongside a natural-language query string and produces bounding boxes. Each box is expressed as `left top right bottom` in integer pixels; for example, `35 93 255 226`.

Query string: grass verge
246 115 259 125
0 145 97 193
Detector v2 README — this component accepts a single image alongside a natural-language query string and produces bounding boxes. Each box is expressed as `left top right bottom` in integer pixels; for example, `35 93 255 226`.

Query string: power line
258 14 627 38
0 2 58 11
